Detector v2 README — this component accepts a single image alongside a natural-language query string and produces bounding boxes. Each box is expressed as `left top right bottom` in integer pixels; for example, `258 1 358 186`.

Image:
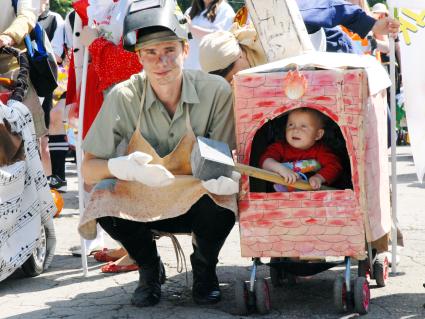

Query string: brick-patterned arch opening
234 69 370 259
246 105 353 193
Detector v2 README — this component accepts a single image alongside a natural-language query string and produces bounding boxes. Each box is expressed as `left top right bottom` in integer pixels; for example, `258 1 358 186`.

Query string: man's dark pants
97 195 235 304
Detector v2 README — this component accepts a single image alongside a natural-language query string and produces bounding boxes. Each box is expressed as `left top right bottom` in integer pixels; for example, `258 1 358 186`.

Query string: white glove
108 151 174 187
202 171 241 195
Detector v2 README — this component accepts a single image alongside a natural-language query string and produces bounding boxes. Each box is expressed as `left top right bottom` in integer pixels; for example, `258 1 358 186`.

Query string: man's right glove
107 151 174 187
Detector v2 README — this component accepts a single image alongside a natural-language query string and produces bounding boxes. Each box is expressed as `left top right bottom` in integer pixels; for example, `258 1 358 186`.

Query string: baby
259 107 342 190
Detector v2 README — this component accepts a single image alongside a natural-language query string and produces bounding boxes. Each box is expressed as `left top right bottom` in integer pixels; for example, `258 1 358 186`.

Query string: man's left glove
108 151 175 187
201 171 240 195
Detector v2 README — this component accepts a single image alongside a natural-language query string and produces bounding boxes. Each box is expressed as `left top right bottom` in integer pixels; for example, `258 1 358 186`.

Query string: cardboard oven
233 53 391 260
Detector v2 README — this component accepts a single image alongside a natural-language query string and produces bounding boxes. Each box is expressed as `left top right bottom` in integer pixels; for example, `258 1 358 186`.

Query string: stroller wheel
374 253 389 287
234 280 249 315
353 277 370 314
21 225 46 277
270 258 283 287
357 259 371 282
254 279 271 314
333 275 348 313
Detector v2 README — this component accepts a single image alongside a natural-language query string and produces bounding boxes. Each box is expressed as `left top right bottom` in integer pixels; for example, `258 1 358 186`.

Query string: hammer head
191 136 235 180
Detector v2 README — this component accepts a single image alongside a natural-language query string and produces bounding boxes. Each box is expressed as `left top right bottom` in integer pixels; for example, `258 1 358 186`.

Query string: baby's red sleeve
258 142 285 168
316 145 343 184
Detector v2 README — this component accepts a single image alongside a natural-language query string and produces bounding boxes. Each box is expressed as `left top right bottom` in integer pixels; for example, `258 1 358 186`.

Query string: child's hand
277 166 299 184
309 174 325 190
262 158 298 185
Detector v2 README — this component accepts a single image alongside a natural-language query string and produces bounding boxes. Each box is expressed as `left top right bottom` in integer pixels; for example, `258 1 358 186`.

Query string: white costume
0 100 56 282
184 1 235 70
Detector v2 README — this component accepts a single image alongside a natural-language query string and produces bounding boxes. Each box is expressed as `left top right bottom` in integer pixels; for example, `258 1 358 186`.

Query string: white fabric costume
0 100 56 282
184 2 235 70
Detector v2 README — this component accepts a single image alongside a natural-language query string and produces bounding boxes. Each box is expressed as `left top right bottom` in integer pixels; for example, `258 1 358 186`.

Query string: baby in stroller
259 107 343 191
259 107 345 276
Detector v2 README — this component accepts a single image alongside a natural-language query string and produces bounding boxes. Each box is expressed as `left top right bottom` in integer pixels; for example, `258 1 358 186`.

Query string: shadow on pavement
393 154 414 162
395 172 425 188
3 262 424 319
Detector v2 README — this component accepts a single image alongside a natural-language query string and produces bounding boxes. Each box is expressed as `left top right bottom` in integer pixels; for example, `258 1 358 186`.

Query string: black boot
159 259 166 284
131 257 162 307
191 234 225 305
96 218 166 306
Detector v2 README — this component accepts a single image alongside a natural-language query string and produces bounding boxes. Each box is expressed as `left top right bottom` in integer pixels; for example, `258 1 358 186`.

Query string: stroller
232 60 392 315
0 46 56 282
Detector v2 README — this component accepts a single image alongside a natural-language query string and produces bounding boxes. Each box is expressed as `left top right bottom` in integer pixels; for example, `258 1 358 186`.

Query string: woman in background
184 0 235 70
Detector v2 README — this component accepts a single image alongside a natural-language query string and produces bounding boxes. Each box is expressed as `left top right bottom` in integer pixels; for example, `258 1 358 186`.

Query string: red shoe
101 262 139 273
93 248 121 262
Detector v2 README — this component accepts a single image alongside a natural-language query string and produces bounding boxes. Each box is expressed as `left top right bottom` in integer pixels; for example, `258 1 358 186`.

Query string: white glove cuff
107 157 133 181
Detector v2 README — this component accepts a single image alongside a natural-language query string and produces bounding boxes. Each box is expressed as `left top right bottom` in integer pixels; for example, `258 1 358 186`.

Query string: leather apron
79 78 237 240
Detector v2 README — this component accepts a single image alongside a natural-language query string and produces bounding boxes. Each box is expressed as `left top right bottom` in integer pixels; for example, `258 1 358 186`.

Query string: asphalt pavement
1 146 424 319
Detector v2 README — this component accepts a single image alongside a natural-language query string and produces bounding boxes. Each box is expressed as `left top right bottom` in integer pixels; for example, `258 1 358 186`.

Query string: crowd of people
1 0 402 309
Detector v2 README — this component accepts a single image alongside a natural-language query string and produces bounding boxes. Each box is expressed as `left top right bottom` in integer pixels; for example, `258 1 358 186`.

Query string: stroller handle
0 46 30 102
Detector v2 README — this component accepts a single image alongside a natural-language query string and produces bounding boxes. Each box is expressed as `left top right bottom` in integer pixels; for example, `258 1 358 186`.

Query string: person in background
184 0 235 70
370 3 390 62
296 0 399 53
71 0 144 272
48 92 69 192
64 9 75 51
0 0 47 139
37 0 67 190
0 0 57 282
370 2 402 93
62 3 110 260
74 27 142 273
199 23 265 83
38 0 65 64
199 0 400 80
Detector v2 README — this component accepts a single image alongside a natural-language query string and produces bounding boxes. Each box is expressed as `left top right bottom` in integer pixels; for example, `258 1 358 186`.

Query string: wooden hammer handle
235 163 334 191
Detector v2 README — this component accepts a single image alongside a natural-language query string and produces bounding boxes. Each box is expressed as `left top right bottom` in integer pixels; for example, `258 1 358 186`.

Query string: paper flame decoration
283 70 307 100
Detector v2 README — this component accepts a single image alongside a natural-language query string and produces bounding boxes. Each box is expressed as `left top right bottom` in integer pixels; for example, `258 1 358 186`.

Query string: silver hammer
191 137 333 191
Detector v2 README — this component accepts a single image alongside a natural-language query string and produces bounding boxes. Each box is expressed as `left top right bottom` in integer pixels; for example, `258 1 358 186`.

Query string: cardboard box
233 53 391 258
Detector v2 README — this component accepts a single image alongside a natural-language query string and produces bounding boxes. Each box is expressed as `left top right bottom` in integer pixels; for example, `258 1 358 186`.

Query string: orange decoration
51 189 64 217
0 77 14 88
234 6 249 26
340 26 371 55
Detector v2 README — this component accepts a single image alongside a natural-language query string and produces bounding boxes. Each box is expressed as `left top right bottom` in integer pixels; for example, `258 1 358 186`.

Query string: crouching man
79 0 238 307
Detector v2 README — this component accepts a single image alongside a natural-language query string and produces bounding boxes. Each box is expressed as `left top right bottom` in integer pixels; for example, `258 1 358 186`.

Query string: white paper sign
388 0 425 182
244 0 313 62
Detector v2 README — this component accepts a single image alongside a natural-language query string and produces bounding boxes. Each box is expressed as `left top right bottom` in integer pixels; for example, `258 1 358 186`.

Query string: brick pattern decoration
363 92 391 244
233 69 370 259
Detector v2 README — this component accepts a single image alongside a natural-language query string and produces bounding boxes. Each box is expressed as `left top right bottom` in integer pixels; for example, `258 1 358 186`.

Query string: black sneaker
48 175 67 193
